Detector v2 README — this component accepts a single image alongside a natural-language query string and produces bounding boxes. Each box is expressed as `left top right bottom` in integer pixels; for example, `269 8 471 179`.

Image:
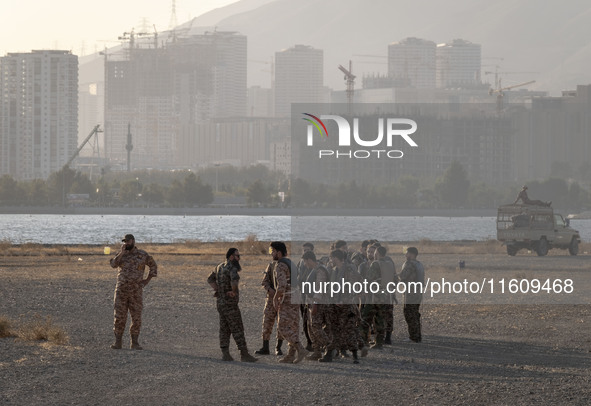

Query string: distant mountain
81 0 591 96
186 0 591 95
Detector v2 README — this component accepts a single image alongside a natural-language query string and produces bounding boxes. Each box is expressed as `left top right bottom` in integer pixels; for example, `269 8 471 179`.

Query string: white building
388 37 436 89
436 39 482 88
274 45 324 117
0 50 78 180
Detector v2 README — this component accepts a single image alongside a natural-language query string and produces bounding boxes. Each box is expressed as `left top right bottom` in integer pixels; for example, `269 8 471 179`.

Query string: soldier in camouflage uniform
399 246 425 343
376 246 397 345
300 250 332 360
110 234 157 350
207 248 257 362
270 241 308 363
320 249 362 364
254 262 284 355
359 244 385 350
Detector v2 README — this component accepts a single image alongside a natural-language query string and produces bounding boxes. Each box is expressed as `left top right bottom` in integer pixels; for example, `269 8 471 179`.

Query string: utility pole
126 123 133 172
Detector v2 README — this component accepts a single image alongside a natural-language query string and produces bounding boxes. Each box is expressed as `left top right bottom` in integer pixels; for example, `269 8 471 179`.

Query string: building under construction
104 31 247 170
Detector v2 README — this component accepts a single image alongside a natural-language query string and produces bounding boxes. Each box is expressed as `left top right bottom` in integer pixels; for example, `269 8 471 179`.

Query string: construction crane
484 69 538 92
338 61 356 110
489 80 536 114
64 125 103 168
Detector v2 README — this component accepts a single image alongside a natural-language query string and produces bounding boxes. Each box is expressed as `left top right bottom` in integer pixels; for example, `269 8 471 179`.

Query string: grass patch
0 316 15 338
14 314 69 345
239 234 272 255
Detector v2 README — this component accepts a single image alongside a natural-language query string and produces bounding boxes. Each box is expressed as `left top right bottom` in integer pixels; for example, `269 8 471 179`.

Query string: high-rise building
0 50 78 180
388 37 436 89
274 45 324 117
436 39 481 88
104 31 247 169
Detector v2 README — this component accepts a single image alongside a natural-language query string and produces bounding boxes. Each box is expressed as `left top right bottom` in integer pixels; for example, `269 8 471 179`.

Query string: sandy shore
1 241 590 405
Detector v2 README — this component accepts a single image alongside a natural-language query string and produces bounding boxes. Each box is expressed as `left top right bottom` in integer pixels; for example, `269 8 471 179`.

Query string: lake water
0 214 589 244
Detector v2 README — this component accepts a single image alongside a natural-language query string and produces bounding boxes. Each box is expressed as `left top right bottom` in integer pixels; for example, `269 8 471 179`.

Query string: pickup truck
496 204 581 256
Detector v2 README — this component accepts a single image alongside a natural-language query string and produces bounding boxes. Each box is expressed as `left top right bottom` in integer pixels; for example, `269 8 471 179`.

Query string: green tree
142 183 165 207
47 167 76 205
119 179 143 206
26 179 48 205
166 180 185 207
435 161 470 207
247 180 270 206
0 175 23 205
95 180 113 207
468 182 501 209
290 178 312 207
396 175 420 208
183 173 214 207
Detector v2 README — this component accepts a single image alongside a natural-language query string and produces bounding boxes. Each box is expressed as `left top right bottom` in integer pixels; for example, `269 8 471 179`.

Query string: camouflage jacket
208 260 241 304
399 259 425 305
110 246 157 286
261 262 276 295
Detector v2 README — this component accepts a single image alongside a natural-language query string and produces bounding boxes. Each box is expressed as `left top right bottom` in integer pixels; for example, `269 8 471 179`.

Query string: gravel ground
0 244 590 405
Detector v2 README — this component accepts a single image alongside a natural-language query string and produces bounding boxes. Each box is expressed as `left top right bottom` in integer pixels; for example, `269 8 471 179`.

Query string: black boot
275 339 283 356
110 333 122 350
352 350 359 364
318 349 333 363
255 340 270 355
221 347 234 361
385 332 392 345
240 348 258 362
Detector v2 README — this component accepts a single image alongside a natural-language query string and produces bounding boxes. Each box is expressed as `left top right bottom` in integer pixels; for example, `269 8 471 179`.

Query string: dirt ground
0 241 590 405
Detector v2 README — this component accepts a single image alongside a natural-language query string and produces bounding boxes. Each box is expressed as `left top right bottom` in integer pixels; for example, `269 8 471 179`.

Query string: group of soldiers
108 234 424 366
250 240 425 364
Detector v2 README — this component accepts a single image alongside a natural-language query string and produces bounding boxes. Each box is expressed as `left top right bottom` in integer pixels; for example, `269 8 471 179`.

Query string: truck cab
497 204 581 256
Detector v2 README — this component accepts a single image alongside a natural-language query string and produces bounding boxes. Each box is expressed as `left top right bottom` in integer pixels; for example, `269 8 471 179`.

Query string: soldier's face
330 256 342 267
270 247 279 261
124 238 135 250
367 246 375 260
231 251 241 262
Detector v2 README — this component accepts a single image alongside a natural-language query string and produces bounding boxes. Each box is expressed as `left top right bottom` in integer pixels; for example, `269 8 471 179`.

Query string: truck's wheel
536 238 548 256
506 245 518 256
568 238 579 256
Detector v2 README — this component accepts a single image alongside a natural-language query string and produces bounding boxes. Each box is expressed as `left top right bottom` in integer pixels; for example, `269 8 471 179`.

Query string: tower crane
338 61 356 110
489 80 536 114
64 125 103 168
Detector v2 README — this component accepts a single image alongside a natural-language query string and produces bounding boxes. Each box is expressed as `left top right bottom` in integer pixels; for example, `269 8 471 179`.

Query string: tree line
0 161 589 210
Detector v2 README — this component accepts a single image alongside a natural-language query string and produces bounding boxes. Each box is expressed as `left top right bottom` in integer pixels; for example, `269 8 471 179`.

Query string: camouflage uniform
379 257 397 335
110 246 157 336
260 262 282 341
399 259 425 342
331 263 363 351
306 264 332 351
359 260 385 345
274 260 301 352
207 260 248 350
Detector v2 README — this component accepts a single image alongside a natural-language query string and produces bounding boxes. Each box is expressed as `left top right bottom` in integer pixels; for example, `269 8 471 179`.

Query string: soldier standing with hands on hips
110 234 157 350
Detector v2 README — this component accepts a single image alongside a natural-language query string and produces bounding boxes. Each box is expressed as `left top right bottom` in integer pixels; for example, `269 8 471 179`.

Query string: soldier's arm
207 270 219 296
261 263 275 294
313 267 328 302
227 265 240 298
399 261 416 282
141 255 158 286
273 262 288 307
109 244 127 268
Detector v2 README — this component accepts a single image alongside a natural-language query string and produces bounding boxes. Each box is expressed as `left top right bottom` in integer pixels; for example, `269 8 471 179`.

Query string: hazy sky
1 0 237 56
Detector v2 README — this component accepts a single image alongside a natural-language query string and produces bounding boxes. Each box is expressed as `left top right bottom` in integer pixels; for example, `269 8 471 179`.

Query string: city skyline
0 0 239 57
3 1 591 95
